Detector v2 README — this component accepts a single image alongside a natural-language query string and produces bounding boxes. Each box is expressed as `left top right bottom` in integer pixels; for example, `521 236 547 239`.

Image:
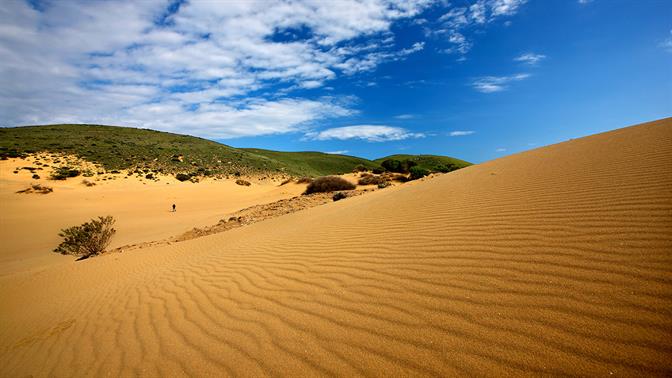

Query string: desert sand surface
0 161 315 276
1 118 671 376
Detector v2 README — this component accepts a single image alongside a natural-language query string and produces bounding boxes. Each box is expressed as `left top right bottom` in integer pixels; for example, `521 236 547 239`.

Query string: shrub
332 192 347 201
372 167 384 174
377 181 391 189
304 176 355 194
235 179 251 186
352 164 368 172
82 179 96 187
51 167 80 180
380 159 417 173
145 173 154 179
175 173 191 181
296 177 313 184
54 216 116 258
279 178 293 186
16 183 53 194
434 163 458 173
409 166 430 180
32 174 40 179
358 175 386 185
381 159 402 172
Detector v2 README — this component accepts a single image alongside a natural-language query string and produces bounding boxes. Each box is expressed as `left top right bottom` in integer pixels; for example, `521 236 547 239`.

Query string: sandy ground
1 118 671 376
0 160 318 276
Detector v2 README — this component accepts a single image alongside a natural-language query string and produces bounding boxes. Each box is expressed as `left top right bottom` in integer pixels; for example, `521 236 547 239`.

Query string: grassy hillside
0 124 472 177
375 154 472 171
0 124 285 176
242 149 379 177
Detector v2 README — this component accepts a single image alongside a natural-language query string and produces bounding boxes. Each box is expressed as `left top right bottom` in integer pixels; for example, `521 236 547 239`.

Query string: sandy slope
1 118 671 376
0 164 308 275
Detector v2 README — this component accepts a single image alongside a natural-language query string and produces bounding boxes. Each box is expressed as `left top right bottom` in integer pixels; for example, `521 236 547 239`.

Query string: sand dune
1 118 671 376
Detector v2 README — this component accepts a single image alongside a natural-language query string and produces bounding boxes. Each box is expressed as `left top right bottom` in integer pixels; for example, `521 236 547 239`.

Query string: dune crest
1 118 671 376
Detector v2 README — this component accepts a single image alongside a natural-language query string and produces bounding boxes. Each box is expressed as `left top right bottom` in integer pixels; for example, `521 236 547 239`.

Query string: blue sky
1 0 670 163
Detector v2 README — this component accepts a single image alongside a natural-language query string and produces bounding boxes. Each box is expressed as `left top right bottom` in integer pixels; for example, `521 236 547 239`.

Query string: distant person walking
172 204 176 212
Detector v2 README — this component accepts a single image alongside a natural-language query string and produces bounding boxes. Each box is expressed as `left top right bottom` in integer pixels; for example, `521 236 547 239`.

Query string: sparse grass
304 176 356 194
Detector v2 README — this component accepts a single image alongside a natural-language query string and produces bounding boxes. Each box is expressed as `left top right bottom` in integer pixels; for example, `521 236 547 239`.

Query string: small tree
54 216 116 258
409 166 429 180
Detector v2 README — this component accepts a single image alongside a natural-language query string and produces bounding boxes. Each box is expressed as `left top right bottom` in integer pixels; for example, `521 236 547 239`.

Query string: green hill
374 154 472 172
0 124 286 176
242 149 378 177
0 124 471 177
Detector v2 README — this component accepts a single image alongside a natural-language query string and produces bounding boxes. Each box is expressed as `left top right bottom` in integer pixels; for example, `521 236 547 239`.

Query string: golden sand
1 118 670 376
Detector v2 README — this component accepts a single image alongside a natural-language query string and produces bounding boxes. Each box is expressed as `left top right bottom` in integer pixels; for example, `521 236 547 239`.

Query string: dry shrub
332 192 347 201
304 176 355 194
358 175 386 185
54 216 116 258
296 177 313 184
279 178 293 186
82 179 96 187
352 164 368 172
16 183 53 194
236 179 251 186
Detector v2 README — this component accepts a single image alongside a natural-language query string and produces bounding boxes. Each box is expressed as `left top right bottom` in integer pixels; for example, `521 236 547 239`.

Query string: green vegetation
409 166 430 180
242 149 379 177
304 176 356 194
375 154 471 172
0 124 285 176
51 167 81 180
54 216 116 259
0 124 472 178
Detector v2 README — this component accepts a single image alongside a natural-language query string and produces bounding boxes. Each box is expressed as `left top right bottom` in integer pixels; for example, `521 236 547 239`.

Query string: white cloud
0 0 431 138
394 114 415 119
449 130 475 136
514 52 546 65
325 150 349 155
660 30 672 52
434 0 527 57
496 148 507 152
577 0 593 4
307 125 425 142
472 73 530 93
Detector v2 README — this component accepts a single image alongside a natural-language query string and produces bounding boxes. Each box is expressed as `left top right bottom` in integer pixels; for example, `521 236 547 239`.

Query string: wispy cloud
472 73 530 93
496 148 507 152
325 150 349 155
449 130 475 136
432 0 528 57
660 30 672 52
394 114 415 119
577 0 593 4
0 0 431 138
514 52 546 65
307 125 425 142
